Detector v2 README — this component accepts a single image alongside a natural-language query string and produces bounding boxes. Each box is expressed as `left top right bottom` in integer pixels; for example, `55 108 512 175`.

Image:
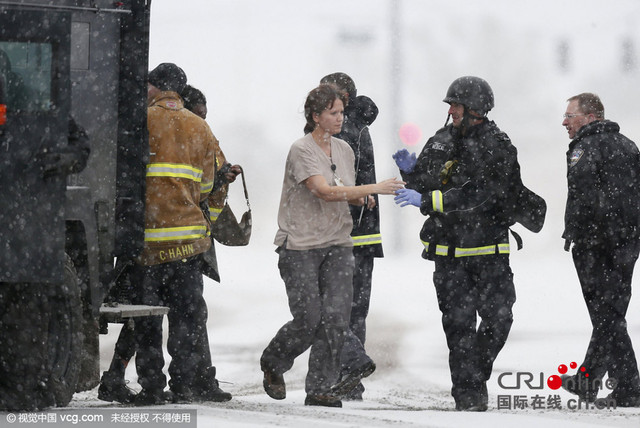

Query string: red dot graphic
398 123 422 146
547 375 563 390
570 362 577 369
558 364 568 374
580 366 586 372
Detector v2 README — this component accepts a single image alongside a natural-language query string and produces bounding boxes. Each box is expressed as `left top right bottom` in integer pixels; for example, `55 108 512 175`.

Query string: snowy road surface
61 243 640 427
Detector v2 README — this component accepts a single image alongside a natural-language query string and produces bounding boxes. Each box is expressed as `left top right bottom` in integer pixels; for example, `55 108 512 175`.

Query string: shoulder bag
211 166 252 246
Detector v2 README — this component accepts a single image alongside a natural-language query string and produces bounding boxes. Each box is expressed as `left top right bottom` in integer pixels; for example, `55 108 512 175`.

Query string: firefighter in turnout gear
130 63 229 405
393 76 544 411
99 81 233 406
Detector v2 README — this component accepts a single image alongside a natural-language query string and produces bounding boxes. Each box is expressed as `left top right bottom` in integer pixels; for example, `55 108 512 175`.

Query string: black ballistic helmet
443 76 494 115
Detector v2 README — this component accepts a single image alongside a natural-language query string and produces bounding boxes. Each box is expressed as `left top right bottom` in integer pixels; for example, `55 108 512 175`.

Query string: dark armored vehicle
0 0 152 410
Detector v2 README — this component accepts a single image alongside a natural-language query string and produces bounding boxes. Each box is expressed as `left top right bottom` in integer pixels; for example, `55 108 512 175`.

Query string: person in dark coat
560 92 640 407
0 116 89 411
393 76 525 411
320 72 381 400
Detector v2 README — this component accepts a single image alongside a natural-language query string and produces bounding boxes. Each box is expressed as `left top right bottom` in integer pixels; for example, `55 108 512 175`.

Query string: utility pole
389 0 403 251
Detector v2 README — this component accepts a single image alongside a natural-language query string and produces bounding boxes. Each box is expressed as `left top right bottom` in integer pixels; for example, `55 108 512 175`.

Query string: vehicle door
0 7 71 283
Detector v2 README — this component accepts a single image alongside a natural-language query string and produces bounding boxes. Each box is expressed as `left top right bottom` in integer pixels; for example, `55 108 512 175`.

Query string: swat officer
393 76 542 411
560 93 640 407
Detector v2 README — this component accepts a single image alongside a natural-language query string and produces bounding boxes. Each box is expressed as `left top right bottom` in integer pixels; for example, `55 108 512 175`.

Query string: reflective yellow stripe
201 179 214 194
497 243 510 254
432 190 444 213
435 244 449 256
352 233 382 247
455 244 510 257
145 225 209 242
422 241 450 256
209 207 222 223
147 163 203 182
421 241 510 257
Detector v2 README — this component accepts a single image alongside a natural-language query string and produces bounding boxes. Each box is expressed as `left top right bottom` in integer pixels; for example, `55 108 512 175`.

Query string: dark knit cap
181 85 207 111
148 63 187 93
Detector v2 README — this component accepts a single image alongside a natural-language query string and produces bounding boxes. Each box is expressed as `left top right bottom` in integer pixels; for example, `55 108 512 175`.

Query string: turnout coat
138 91 216 266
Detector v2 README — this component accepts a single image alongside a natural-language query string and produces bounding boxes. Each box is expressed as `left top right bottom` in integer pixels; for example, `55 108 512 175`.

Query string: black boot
192 367 232 402
134 388 167 406
561 374 598 402
305 394 342 408
330 361 376 397
98 371 137 404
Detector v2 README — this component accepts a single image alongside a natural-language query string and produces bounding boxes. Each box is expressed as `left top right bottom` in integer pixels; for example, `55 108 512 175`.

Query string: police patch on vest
432 142 448 151
569 149 584 168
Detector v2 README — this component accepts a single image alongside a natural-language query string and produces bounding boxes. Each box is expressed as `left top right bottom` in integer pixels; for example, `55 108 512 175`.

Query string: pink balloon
398 122 422 146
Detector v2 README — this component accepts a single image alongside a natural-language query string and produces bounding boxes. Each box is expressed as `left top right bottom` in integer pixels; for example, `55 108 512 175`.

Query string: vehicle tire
47 253 84 407
0 283 52 411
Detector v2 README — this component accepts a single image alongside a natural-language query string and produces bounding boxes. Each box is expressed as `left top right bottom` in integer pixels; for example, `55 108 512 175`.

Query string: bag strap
220 165 250 211
509 228 523 251
237 166 251 211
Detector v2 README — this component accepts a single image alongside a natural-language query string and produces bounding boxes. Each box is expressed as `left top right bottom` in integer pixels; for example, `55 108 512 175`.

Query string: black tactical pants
348 253 374 346
572 241 640 397
339 253 375 396
135 256 208 392
433 254 515 405
107 264 145 373
107 262 214 386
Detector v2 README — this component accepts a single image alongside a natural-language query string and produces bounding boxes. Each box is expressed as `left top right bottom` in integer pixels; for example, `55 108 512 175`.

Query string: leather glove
392 149 417 173
226 164 242 183
394 188 422 207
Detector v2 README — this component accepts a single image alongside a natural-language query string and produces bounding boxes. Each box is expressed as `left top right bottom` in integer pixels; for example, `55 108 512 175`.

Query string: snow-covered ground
5 1 640 426
74 0 640 425
64 236 640 427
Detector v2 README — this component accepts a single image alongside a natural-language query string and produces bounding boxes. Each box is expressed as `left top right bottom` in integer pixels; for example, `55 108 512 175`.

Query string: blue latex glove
394 188 422 207
392 149 417 173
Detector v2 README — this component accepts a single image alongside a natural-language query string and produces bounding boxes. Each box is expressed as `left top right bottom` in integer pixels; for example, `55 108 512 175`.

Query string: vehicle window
0 41 52 112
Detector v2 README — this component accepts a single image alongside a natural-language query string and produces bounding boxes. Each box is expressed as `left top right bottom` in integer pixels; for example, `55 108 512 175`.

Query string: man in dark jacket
393 76 524 411
320 73 380 400
560 92 640 407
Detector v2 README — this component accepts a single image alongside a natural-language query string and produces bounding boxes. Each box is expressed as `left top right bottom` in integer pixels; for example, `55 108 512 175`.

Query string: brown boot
262 369 286 400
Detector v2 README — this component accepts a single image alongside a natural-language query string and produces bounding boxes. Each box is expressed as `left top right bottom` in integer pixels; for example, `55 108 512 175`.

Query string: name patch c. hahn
159 243 196 261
